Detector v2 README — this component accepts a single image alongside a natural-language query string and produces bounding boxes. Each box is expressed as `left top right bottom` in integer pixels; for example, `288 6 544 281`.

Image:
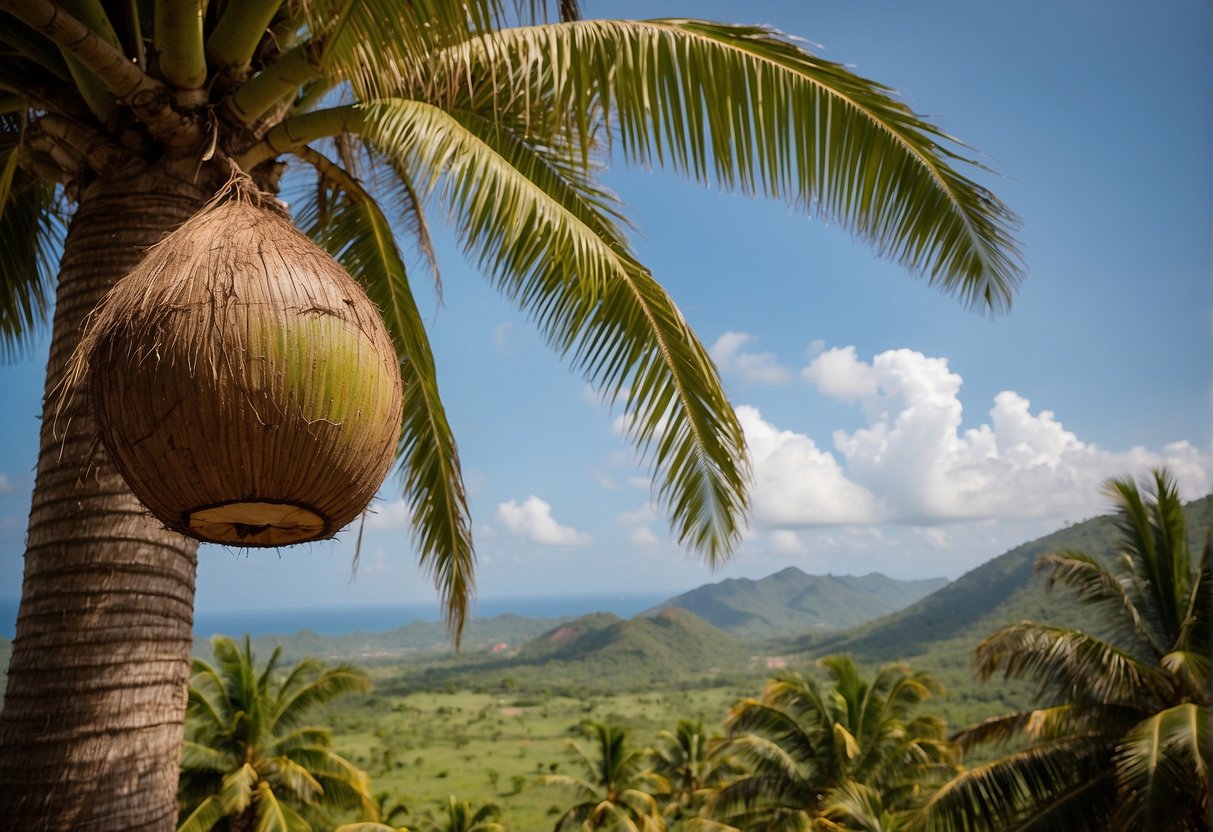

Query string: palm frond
1037 550 1163 659
975 620 1166 706
177 794 229 832
297 156 475 638
433 18 1023 311
359 96 749 562
910 736 1118 832
1104 470 1192 650
1112 703 1212 831
270 665 371 732
301 0 507 101
0 121 62 360
254 780 311 832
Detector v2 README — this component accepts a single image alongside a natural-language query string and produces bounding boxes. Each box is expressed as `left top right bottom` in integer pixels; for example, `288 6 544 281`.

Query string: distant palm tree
340 794 504 832
543 722 669 831
705 657 957 831
652 720 740 823
178 636 376 832
415 795 506 832
913 468 1211 832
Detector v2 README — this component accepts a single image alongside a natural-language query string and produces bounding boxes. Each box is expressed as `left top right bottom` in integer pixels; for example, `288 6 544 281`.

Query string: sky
1 0 1210 620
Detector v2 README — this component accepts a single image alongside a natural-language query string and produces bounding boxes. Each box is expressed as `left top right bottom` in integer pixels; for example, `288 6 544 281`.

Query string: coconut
65 174 403 547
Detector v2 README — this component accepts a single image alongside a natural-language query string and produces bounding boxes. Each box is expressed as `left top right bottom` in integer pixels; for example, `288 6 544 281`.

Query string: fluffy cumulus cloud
711 332 791 384
739 346 1212 530
496 496 592 547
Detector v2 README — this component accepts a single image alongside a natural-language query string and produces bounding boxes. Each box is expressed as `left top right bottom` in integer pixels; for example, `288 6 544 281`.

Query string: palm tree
177 635 377 832
543 721 669 831
652 720 740 824
913 469 1211 832
338 794 504 832
414 795 506 832
705 657 957 831
0 1 1022 826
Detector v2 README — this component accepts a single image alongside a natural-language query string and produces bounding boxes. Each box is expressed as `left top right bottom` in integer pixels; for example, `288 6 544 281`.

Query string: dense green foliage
542 722 668 830
178 636 377 832
915 471 1211 832
706 656 957 830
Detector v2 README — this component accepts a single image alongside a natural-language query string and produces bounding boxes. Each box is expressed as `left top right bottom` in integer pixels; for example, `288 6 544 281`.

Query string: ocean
0 591 676 639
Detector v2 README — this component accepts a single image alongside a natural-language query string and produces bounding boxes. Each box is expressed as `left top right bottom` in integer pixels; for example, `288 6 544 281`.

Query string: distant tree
914 469 1211 832
178 636 376 832
652 720 740 823
414 796 506 832
705 657 957 830
543 722 669 831
340 794 504 832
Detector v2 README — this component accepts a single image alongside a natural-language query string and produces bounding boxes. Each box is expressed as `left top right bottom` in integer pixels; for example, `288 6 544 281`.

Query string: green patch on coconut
63 171 403 547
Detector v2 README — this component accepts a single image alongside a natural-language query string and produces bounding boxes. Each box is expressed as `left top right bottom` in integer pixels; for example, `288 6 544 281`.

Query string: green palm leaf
0 118 62 360
1112 703 1212 831
432 18 1022 311
911 736 1118 832
974 621 1166 706
255 781 311 832
359 96 748 562
300 164 475 637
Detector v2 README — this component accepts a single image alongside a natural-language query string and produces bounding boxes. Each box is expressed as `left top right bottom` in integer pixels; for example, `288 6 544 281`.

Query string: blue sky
1 0 1209 619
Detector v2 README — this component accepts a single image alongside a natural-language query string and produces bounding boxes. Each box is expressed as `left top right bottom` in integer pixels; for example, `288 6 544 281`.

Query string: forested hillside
646 567 947 638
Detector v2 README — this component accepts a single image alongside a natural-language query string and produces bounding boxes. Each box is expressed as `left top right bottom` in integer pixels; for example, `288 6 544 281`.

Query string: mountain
387 608 753 696
522 607 746 670
800 495 1213 663
645 567 948 639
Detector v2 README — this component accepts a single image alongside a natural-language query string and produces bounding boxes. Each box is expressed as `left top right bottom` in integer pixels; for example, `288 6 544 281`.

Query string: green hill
789 496 1213 730
382 607 754 696
646 567 948 639
799 495 1213 662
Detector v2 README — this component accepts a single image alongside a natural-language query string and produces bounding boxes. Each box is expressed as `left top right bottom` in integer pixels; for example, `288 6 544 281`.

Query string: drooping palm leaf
0 120 62 360
428 18 1023 311
911 736 1119 832
1112 703 1212 831
296 151 475 638
357 96 749 562
974 621 1167 706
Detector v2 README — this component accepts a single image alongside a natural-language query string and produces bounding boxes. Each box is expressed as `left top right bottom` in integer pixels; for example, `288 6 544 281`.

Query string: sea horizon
0 589 680 640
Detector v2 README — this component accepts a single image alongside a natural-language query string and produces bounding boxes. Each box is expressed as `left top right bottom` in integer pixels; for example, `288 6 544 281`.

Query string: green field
325 680 757 829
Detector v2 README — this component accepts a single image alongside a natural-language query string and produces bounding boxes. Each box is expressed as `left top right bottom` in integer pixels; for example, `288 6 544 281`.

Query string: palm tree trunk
0 166 209 830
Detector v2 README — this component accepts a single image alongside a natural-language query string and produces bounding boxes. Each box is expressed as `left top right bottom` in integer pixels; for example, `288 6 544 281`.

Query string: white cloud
364 498 412 531
496 496 592 547
744 346 1213 530
802 345 878 402
738 404 885 526
711 332 791 384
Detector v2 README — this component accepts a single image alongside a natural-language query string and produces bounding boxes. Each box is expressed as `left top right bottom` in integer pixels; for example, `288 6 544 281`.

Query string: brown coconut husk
63 170 403 547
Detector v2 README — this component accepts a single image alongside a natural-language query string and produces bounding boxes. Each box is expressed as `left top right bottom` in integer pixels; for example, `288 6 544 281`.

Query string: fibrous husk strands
64 172 403 547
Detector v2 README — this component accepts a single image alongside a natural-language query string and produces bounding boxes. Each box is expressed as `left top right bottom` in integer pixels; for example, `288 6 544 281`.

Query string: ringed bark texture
0 168 207 830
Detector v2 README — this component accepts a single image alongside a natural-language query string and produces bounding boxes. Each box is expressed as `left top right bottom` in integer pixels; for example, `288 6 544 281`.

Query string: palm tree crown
177 635 376 832
708 656 957 831
543 721 669 831
914 468 1211 832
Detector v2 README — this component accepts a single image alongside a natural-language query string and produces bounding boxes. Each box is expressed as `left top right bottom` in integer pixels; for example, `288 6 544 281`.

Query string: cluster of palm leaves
916 469 1211 832
539 657 955 832
177 636 377 831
